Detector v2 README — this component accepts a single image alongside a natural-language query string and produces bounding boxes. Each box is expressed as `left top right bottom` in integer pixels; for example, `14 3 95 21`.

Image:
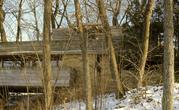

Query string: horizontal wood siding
0 66 72 87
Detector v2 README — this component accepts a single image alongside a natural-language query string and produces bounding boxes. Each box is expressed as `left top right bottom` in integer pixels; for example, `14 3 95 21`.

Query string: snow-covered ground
53 83 179 110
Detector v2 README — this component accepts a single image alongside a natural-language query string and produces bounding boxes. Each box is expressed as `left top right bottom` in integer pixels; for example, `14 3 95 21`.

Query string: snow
53 83 179 110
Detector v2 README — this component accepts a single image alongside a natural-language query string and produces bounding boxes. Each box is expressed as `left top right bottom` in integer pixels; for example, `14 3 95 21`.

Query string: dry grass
0 55 163 110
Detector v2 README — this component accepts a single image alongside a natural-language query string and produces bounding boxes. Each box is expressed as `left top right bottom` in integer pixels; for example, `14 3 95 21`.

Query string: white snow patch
53 83 179 110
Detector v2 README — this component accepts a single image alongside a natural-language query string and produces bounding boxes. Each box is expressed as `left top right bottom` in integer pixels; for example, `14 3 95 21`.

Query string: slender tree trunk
16 0 23 42
64 11 71 27
138 0 155 87
32 0 40 41
162 0 174 110
43 0 53 110
51 0 59 29
74 0 93 110
34 11 40 41
84 0 90 23
96 0 124 97
58 0 68 28
112 0 121 26
0 0 7 42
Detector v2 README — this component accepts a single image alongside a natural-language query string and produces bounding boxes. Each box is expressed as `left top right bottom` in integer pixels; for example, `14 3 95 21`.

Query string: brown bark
31 0 40 41
138 0 155 87
43 0 53 110
112 0 121 26
33 1 40 41
162 0 175 110
16 0 23 42
74 0 93 110
51 0 59 29
0 0 7 42
96 0 124 97
58 0 68 28
84 0 90 23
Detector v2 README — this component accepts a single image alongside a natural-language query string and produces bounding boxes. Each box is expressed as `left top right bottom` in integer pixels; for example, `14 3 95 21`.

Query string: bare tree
83 0 90 23
96 0 124 97
162 0 175 110
112 0 122 26
0 0 7 42
51 0 59 29
43 0 53 109
74 0 93 110
29 0 40 41
138 0 155 87
16 0 23 42
58 0 69 28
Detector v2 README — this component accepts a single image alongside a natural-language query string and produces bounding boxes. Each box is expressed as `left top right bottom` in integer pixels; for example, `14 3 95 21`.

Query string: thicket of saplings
0 52 163 110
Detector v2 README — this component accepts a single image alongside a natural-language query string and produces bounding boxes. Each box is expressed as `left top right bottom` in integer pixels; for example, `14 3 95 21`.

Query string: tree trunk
96 0 124 97
43 0 53 110
138 0 155 87
74 0 93 110
58 0 68 28
112 0 121 26
16 0 23 43
162 0 174 110
51 0 59 29
84 0 90 23
0 0 7 42
31 0 40 41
